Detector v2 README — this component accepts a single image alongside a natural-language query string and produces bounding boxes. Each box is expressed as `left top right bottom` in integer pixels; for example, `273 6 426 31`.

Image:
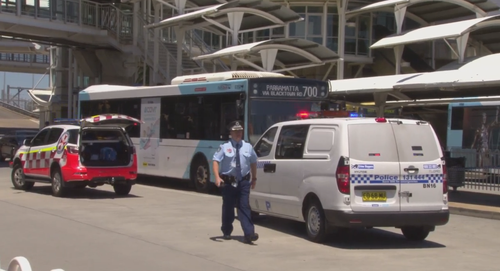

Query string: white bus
77 71 330 193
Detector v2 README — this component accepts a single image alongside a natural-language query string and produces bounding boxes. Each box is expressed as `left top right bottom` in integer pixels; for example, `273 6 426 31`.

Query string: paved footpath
0 166 499 271
448 187 500 220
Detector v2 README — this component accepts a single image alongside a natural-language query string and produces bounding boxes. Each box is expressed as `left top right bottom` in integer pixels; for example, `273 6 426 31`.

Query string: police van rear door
347 119 401 213
392 120 445 212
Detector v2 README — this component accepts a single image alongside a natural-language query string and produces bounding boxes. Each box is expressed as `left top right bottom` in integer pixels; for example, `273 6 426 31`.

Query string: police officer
213 120 259 244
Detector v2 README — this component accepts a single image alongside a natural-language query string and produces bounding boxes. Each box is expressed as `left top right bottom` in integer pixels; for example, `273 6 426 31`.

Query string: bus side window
221 102 237 139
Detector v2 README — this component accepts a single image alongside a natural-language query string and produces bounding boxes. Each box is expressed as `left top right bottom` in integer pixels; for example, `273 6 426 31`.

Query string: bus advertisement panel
78 71 329 193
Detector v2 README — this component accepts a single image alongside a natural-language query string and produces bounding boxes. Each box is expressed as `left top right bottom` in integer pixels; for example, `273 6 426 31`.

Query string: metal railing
0 0 134 45
0 0 226 81
447 149 500 191
0 255 63 271
0 53 49 64
136 14 177 83
185 30 229 72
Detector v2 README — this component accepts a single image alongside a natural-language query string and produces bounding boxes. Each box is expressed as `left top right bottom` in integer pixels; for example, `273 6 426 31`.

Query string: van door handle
263 163 276 173
404 166 419 174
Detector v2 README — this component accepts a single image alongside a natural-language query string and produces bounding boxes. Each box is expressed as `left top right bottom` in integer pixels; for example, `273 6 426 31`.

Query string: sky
0 71 50 101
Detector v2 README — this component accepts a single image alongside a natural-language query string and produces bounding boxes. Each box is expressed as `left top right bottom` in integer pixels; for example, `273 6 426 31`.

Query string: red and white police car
9 114 142 197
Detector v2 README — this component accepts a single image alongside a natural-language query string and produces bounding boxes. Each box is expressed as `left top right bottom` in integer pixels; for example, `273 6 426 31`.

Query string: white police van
250 117 449 243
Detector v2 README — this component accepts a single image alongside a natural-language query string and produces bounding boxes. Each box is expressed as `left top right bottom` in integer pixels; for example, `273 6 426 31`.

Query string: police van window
348 124 399 162
68 129 79 144
275 125 309 159
31 129 50 147
254 127 278 157
47 128 64 144
392 124 441 162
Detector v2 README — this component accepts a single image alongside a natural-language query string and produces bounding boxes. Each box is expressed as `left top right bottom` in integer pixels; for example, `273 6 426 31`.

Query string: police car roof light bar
375 117 387 123
53 118 81 125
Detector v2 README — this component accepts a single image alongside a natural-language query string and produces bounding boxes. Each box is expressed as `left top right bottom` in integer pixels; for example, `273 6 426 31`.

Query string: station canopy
329 53 500 103
144 0 302 35
371 15 500 60
192 38 339 72
346 0 499 25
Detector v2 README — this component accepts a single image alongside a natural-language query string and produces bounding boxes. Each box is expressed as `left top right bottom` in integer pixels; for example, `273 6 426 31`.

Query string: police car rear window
348 124 399 162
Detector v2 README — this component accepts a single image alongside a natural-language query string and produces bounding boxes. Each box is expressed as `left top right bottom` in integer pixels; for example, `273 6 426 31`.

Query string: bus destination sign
250 81 329 99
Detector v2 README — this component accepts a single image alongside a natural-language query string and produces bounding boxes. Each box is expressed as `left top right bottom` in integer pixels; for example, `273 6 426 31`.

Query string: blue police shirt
213 139 257 179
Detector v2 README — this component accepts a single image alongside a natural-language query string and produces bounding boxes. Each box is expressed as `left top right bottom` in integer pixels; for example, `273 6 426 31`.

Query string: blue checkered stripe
350 174 376 184
350 174 444 184
426 174 444 183
257 161 271 169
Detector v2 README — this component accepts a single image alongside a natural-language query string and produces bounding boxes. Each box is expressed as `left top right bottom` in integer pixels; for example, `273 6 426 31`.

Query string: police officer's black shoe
223 234 231 240
244 233 259 243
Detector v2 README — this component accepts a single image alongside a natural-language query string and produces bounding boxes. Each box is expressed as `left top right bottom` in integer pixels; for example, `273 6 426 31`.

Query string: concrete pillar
456 32 470 63
227 12 244 70
259 49 278 71
133 2 139 47
337 0 348 79
153 1 160 85
49 46 70 120
175 0 186 76
393 5 407 74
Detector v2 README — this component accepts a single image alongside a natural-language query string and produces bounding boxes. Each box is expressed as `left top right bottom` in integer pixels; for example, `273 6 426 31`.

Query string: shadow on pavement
209 235 256 245
136 174 222 196
252 215 446 250
12 185 142 200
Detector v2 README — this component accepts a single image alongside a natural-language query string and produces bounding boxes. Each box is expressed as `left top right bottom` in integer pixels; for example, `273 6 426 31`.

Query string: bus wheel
191 158 210 193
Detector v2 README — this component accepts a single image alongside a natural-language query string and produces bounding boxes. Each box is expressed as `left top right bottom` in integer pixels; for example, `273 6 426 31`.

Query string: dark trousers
221 180 255 237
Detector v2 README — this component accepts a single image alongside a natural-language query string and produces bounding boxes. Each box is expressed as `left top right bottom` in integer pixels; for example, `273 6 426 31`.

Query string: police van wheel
401 226 430 241
11 163 34 191
51 169 66 197
305 199 328 243
192 159 210 193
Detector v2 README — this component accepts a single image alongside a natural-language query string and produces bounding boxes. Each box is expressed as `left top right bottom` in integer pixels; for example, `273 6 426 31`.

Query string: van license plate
362 191 387 202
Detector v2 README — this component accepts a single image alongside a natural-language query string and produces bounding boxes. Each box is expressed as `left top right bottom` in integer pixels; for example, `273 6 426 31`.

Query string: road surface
0 106 39 130
0 165 498 271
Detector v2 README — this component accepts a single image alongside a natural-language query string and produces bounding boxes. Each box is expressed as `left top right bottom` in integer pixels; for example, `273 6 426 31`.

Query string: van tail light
67 145 79 154
336 156 350 194
442 158 448 194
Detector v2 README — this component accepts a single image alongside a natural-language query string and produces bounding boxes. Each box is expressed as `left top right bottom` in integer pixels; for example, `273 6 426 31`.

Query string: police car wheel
51 169 66 197
401 226 430 241
113 183 132 196
11 163 34 191
305 200 327 243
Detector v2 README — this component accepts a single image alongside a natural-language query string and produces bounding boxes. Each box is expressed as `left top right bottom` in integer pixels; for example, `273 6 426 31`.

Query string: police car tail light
67 145 79 154
336 158 350 194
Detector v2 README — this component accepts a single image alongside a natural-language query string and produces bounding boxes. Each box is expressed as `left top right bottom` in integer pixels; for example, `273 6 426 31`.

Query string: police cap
228 120 244 131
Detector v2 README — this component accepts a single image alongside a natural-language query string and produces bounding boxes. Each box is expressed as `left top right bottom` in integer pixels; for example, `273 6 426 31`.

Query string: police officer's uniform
213 120 259 243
